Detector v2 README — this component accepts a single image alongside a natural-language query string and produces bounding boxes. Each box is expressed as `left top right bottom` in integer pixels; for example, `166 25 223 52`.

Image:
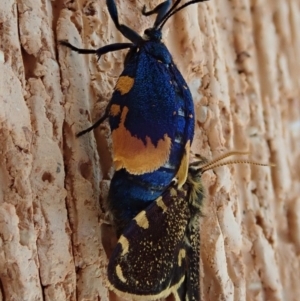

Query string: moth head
142 0 208 40
143 28 162 41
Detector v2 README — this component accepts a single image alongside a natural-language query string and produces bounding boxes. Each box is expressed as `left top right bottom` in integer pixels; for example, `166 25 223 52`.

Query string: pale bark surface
1 0 300 301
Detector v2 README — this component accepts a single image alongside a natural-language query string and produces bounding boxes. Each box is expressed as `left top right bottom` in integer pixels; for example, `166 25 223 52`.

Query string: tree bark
1 0 300 300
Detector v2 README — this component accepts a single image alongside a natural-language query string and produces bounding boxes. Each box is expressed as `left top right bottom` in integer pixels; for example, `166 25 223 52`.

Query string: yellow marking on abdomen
156 197 167 213
134 211 149 229
112 106 172 174
170 187 177 197
115 76 134 95
178 249 186 266
116 264 126 283
119 235 129 256
108 272 186 301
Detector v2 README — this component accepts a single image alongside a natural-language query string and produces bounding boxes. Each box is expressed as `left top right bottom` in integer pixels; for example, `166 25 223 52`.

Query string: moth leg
59 40 134 136
99 212 111 225
59 41 133 60
75 113 107 137
100 215 112 225
106 0 142 43
76 92 117 136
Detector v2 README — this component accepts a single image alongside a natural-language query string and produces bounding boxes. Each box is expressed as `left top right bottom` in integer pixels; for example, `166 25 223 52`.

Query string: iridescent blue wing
109 42 194 177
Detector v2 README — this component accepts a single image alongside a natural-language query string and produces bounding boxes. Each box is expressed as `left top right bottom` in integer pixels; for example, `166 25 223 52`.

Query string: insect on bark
60 0 208 236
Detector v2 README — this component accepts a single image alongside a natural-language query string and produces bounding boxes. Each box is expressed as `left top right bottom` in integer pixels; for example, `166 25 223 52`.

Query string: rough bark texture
1 0 300 300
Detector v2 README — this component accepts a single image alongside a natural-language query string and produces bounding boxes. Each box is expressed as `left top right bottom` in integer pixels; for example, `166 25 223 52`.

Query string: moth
107 160 204 301
60 0 208 236
107 152 273 300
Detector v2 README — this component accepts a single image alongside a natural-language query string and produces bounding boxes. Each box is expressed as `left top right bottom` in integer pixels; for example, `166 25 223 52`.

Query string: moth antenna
158 0 208 29
190 151 249 169
201 160 275 173
197 151 249 169
157 0 182 28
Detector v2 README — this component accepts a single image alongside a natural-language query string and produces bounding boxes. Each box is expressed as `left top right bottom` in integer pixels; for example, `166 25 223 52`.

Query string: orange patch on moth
115 76 134 95
110 104 121 116
112 106 171 174
175 141 191 188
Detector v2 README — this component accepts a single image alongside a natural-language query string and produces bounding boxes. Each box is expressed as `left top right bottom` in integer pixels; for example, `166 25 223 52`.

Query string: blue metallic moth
60 0 208 236
107 152 273 300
